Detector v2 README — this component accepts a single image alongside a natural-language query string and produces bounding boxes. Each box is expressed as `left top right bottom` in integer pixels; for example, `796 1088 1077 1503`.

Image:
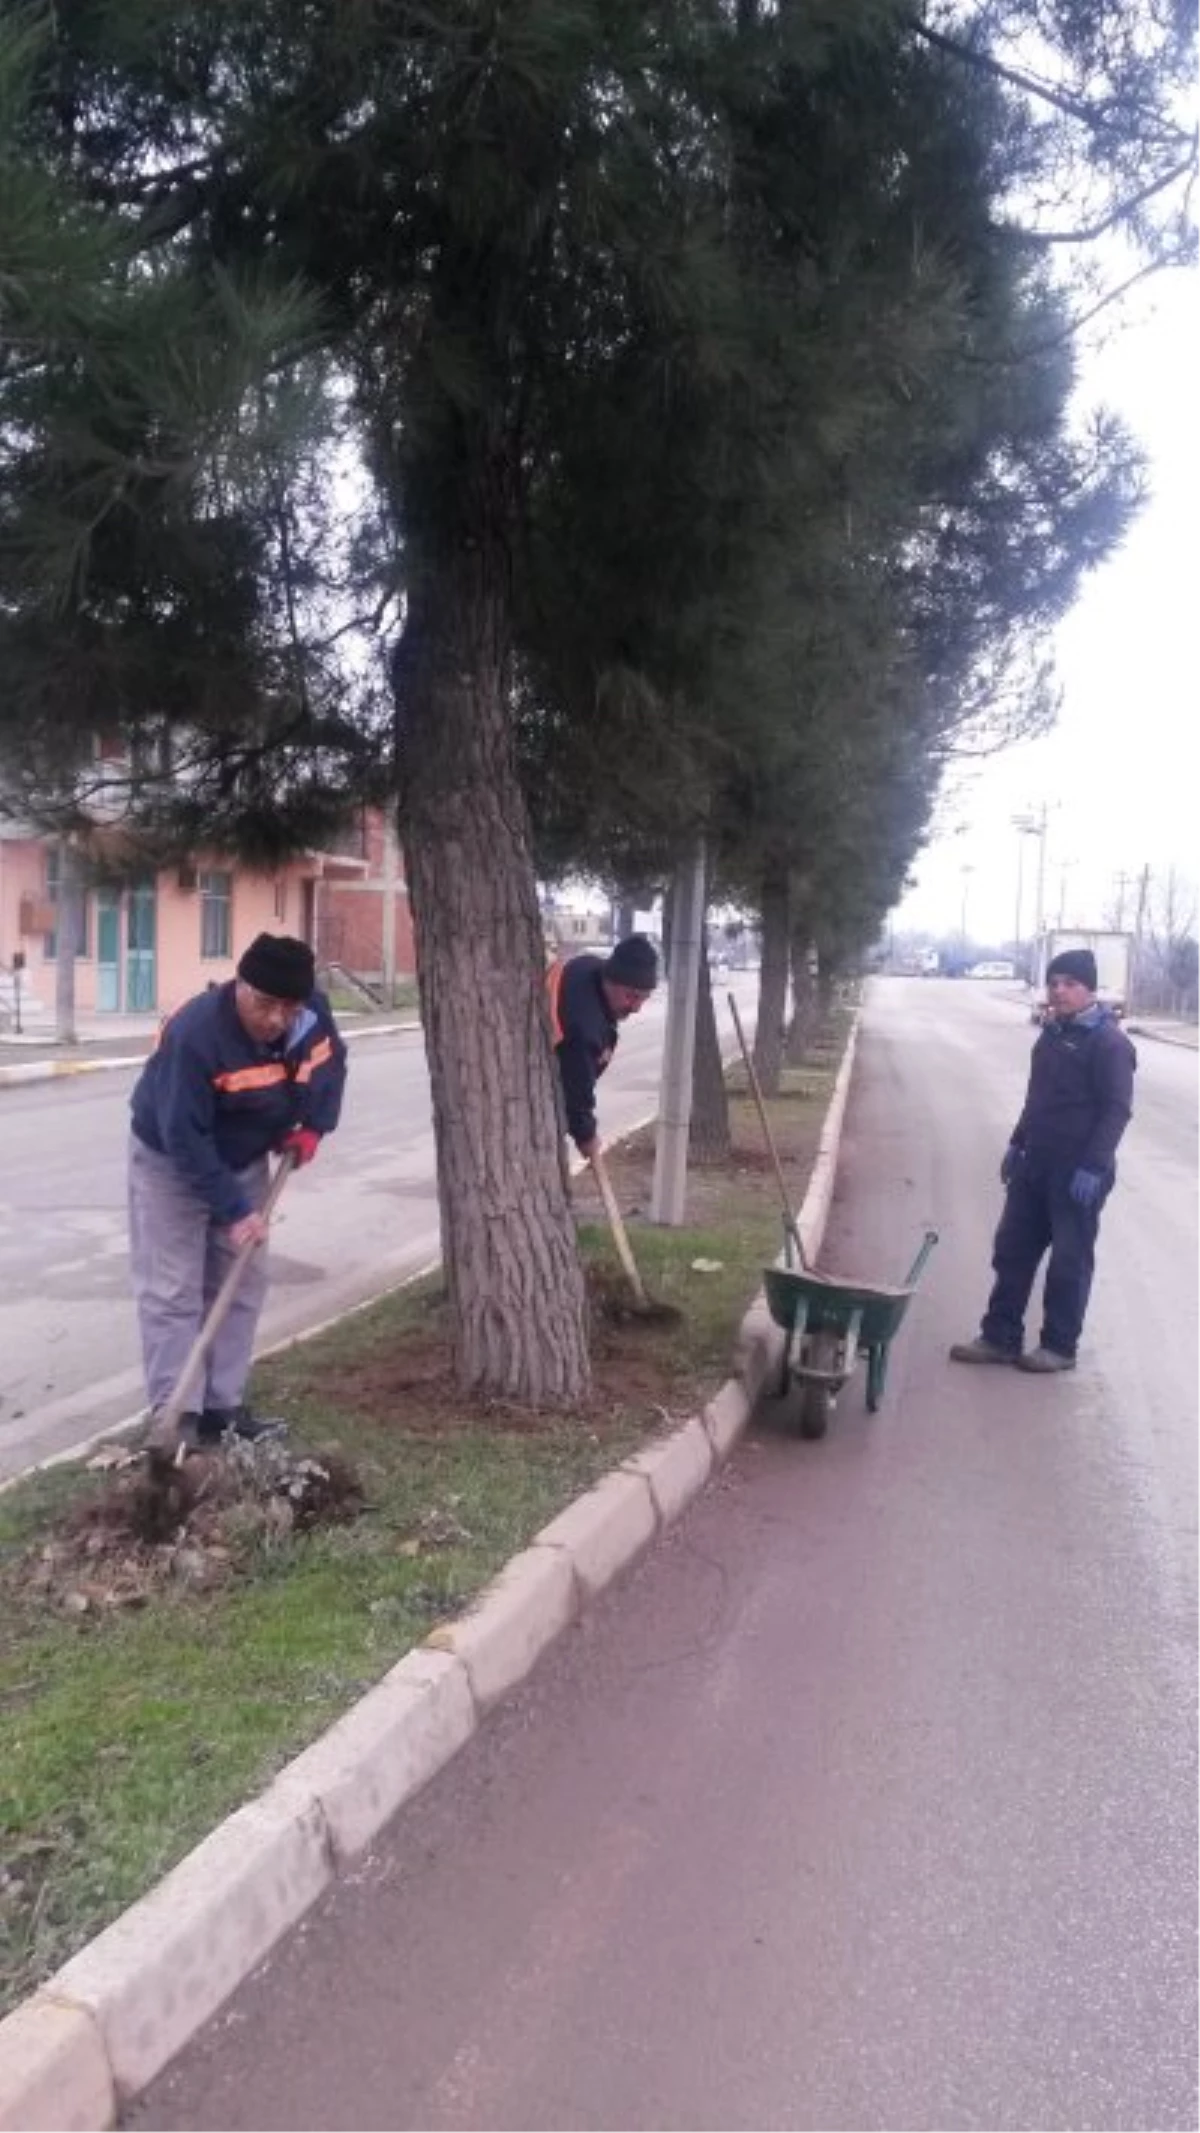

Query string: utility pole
1033 801 1048 942
1113 871 1132 931
650 840 706 1226
959 862 975 950
1013 832 1026 963
1130 863 1151 1013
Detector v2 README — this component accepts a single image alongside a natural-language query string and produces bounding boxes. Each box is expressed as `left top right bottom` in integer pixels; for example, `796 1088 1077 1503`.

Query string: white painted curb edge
0 1019 420 1090
0 1017 860 2130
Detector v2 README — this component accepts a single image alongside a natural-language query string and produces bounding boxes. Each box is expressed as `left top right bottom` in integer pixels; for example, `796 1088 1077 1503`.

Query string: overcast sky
894 261 1196 949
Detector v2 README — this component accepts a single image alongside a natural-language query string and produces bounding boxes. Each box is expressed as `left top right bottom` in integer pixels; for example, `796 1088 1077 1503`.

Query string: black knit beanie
1046 948 1097 991
237 932 316 1001
604 933 659 991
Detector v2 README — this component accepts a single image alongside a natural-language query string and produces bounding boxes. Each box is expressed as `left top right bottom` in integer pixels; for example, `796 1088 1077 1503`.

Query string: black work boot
199 1405 289 1444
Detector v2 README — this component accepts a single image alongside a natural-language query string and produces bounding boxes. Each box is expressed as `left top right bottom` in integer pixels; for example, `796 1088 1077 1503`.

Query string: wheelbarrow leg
866 1344 888 1412
779 1295 810 1397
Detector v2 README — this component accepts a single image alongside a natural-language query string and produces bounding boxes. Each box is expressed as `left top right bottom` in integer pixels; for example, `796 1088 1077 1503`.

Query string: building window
43 848 89 960
200 871 232 958
273 878 287 923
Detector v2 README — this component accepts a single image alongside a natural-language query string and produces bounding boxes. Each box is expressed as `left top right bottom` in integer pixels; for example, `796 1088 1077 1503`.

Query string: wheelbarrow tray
762 1264 915 1350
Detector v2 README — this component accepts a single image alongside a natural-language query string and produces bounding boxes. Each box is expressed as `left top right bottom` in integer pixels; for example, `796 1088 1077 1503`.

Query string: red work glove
277 1127 321 1168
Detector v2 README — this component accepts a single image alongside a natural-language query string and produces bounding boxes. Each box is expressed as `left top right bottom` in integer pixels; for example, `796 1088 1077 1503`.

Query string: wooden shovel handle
149 1152 295 1446
727 992 809 1270
589 1150 650 1308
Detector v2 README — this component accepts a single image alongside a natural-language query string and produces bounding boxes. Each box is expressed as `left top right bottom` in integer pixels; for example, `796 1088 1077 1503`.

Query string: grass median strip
0 1048 837 2016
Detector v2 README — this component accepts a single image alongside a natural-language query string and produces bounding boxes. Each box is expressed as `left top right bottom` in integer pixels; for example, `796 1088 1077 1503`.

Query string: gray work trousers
128 1134 269 1414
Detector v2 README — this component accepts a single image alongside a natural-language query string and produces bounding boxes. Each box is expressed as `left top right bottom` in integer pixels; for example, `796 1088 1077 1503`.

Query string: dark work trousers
981 1157 1113 1360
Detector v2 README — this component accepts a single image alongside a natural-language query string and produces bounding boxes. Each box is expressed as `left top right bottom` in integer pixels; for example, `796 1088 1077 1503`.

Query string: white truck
1030 929 1133 1022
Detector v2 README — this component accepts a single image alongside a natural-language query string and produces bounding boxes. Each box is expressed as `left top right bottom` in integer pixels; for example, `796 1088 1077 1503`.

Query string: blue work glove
1069 1167 1104 1210
1000 1143 1023 1187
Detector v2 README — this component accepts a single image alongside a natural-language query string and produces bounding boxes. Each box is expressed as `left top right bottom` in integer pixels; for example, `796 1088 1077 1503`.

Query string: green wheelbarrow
762 1229 939 1441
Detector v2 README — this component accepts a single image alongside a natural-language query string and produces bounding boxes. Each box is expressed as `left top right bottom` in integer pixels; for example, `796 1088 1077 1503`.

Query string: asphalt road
133 978 1198 2132
0 978 757 1480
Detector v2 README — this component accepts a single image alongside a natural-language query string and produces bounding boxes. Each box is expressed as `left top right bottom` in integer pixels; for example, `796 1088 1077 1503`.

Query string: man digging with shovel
546 933 682 1319
128 934 347 1453
546 931 659 1168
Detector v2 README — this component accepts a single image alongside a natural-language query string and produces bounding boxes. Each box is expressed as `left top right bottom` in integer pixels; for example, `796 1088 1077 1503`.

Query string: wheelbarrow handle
902 1228 939 1287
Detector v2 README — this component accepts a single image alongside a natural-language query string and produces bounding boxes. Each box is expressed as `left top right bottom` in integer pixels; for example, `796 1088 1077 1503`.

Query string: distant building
0 803 413 1024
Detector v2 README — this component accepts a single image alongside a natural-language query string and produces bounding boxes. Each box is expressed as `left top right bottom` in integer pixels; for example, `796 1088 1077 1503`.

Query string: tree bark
784 918 817 1065
689 924 731 1164
752 864 790 1096
397 549 590 1406
814 934 837 1018
55 837 81 1045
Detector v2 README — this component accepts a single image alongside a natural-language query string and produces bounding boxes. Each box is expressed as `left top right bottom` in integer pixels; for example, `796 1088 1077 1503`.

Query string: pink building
0 808 414 1020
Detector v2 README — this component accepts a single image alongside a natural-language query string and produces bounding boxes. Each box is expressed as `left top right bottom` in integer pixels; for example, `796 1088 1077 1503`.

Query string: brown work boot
948 1338 1018 1365
1015 1346 1075 1374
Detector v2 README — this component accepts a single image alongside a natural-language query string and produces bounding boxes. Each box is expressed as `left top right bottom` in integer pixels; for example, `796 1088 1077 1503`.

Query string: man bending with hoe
129 933 347 1449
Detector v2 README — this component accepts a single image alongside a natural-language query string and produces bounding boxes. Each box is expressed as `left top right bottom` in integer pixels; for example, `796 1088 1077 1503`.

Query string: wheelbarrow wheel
800 1379 831 1440
799 1329 840 1441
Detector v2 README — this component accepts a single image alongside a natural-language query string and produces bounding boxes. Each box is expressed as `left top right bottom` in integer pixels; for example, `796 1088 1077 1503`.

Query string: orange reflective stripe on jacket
545 960 566 1046
211 1062 290 1094
292 1036 334 1085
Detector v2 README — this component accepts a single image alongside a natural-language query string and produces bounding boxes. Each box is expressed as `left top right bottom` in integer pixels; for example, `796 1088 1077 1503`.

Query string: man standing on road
950 948 1136 1374
547 933 659 1159
128 934 347 1447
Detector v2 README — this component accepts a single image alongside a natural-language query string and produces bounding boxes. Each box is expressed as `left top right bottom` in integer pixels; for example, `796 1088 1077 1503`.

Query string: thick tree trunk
752 865 790 1097
784 919 817 1065
55 837 80 1045
814 937 837 1018
690 925 732 1164
397 553 590 1406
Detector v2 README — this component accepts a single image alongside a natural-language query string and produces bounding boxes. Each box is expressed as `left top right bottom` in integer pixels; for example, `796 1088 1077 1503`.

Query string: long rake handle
590 1150 650 1308
727 992 809 1271
148 1153 295 1449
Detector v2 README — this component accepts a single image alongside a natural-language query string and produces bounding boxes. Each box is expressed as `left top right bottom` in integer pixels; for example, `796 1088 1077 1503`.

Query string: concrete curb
0 1020 420 1089
1125 1020 1199 1051
0 1015 860 2128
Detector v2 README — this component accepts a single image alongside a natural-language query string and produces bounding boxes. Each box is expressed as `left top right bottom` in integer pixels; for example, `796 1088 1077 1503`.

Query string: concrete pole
1033 802 1048 942
380 811 399 1008
650 840 706 1227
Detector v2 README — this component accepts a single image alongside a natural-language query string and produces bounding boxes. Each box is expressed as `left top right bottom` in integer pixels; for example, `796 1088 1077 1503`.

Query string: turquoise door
96 889 121 1011
125 882 157 1011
